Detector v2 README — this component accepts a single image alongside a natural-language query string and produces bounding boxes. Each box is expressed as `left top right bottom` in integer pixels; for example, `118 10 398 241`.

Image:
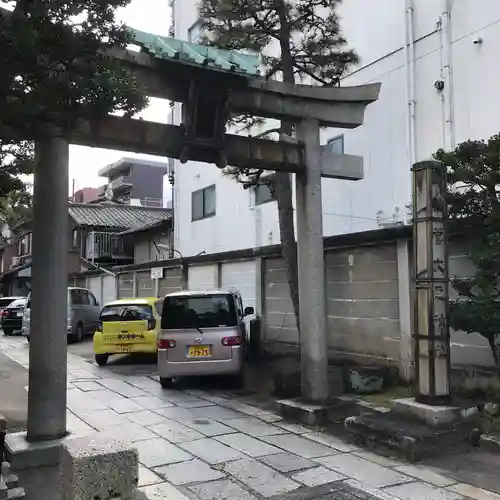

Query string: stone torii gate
6 30 380 460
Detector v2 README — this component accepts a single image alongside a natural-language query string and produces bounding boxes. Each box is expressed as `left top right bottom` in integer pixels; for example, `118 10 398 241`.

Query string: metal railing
86 232 132 263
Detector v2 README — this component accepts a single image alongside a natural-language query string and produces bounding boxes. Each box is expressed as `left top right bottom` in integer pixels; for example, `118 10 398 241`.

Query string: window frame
192 185 216 221
327 134 345 155
254 182 275 206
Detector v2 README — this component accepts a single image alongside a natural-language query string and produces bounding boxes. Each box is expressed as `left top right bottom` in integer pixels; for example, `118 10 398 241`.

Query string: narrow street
1 335 499 500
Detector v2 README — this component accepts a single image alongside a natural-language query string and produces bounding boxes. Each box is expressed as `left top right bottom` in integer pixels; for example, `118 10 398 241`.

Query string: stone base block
61 435 138 500
479 433 500 454
5 432 68 470
391 398 470 427
345 411 476 462
277 397 356 426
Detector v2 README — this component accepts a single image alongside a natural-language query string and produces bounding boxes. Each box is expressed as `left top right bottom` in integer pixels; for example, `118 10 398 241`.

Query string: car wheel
3 329 12 336
160 377 173 389
72 323 84 343
95 354 109 366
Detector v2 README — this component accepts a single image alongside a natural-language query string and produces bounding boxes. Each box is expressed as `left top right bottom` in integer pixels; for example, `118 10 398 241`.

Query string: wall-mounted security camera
434 80 445 92
473 37 483 45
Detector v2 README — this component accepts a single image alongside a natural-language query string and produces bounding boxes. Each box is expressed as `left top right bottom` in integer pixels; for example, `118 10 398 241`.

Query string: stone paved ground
2 336 500 500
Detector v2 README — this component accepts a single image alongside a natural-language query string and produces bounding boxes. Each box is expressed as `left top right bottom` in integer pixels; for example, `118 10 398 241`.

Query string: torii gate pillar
295 118 329 402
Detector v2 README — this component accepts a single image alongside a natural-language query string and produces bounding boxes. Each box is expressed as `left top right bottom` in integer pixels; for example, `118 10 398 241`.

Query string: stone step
344 411 477 462
6 487 25 499
479 433 500 454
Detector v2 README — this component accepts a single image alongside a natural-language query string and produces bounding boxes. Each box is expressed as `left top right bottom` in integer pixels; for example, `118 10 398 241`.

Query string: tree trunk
488 336 500 379
274 2 301 340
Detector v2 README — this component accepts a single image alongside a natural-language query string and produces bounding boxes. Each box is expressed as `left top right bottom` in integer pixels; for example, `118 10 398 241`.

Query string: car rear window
161 294 237 329
0 298 15 309
100 304 153 322
6 299 26 309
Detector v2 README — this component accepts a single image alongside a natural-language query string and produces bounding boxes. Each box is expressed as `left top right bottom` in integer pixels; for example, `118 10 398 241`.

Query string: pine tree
0 0 148 217
199 0 358 334
436 135 500 374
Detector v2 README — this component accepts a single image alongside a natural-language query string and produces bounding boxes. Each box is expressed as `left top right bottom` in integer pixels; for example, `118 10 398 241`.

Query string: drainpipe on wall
439 0 455 151
404 0 417 169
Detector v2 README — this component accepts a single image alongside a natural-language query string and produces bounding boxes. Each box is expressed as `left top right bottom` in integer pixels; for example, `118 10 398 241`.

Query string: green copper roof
130 28 260 77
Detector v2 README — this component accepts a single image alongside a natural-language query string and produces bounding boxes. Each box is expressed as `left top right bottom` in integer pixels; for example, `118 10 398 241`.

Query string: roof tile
68 203 171 231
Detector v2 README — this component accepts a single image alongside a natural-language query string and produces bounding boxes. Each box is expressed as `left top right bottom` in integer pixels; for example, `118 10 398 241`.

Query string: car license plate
188 345 210 357
117 346 132 353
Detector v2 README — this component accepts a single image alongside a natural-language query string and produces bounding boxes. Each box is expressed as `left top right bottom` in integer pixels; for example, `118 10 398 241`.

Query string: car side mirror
244 306 254 316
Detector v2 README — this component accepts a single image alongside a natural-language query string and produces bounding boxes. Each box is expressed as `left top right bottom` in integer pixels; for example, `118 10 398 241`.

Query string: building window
17 234 30 256
188 19 205 43
72 229 78 249
254 182 275 206
192 185 216 221
328 134 344 155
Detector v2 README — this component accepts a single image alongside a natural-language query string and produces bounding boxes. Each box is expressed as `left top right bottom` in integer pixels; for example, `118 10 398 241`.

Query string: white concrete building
169 0 500 257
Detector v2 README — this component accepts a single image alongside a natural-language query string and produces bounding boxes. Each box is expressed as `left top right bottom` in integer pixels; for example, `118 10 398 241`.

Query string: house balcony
110 175 133 192
86 232 133 264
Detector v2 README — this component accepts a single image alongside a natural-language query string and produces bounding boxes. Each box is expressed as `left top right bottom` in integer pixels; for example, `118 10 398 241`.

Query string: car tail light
1 310 8 317
158 339 176 349
222 336 242 346
148 318 156 330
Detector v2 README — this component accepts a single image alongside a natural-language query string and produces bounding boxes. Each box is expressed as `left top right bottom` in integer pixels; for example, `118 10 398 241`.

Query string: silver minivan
157 290 254 388
22 287 101 342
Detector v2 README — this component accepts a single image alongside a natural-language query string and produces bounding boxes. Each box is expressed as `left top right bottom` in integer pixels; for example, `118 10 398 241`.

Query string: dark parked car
0 297 22 316
2 297 27 336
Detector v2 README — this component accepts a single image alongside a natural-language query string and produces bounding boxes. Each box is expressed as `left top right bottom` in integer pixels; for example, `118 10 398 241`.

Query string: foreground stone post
295 118 329 402
27 129 69 441
412 160 450 404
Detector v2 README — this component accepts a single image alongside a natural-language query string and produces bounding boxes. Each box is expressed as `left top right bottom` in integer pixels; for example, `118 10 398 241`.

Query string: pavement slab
302 432 360 453
76 408 130 430
135 438 193 468
191 405 244 421
135 481 191 500
393 465 457 487
154 458 226 485
71 380 103 391
447 484 500 500
386 482 465 500
315 454 413 489
107 398 145 414
86 388 125 403
223 457 300 497
96 378 148 397
189 479 259 500
262 433 335 459
128 395 175 410
99 422 159 443
149 420 204 444
215 432 283 457
225 417 286 437
126 409 170 426
138 466 164 487
260 452 316 473
179 437 245 464
153 406 198 422
183 418 237 437
291 466 346 487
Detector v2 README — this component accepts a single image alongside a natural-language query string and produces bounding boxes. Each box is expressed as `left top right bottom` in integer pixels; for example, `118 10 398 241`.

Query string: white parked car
22 287 101 342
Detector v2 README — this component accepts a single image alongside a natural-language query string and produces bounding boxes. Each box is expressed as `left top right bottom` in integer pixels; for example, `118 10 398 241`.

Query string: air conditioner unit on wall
10 256 21 268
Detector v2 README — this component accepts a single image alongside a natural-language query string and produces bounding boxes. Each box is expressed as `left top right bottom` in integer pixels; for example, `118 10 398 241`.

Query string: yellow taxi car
93 297 162 366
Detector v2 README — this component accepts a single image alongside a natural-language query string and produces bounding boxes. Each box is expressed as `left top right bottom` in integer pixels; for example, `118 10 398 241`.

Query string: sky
68 0 172 196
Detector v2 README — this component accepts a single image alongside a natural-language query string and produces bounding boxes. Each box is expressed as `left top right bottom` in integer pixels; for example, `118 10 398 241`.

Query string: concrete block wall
69 228 497 380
